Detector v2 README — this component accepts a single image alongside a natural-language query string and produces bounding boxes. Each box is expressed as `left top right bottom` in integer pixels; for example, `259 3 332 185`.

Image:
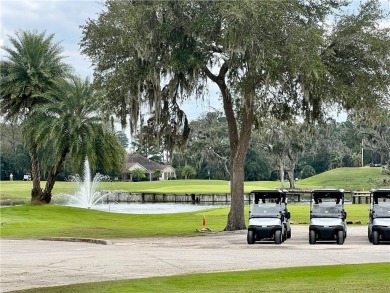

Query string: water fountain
64 158 222 214
68 158 107 209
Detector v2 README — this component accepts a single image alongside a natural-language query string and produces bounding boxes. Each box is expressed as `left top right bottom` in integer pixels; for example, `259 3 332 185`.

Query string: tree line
132 110 390 185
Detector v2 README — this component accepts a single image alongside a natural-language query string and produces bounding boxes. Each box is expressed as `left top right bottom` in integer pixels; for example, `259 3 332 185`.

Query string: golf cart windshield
311 203 343 218
372 203 390 218
250 204 282 218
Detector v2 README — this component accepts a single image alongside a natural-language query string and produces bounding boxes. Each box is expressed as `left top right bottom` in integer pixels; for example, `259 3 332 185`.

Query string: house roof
124 152 173 173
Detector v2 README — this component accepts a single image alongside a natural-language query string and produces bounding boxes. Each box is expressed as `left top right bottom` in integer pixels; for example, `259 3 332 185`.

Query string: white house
123 152 176 181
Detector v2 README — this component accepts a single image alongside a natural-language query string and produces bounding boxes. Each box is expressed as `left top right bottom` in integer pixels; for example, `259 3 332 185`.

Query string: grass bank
0 204 369 239
10 263 389 293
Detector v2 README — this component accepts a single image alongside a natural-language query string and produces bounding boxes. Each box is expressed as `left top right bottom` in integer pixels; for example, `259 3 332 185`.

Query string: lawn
1 167 388 205
8 263 390 293
0 167 386 293
0 204 369 239
295 166 389 191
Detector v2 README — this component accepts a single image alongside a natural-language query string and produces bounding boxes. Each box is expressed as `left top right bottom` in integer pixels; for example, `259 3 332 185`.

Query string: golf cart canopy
371 189 390 203
251 189 287 204
312 189 345 203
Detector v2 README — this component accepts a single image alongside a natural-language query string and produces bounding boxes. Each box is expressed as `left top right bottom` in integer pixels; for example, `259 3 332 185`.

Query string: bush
381 164 390 175
301 165 316 179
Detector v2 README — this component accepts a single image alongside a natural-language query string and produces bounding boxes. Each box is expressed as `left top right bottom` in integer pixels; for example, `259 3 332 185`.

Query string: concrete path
1 226 389 292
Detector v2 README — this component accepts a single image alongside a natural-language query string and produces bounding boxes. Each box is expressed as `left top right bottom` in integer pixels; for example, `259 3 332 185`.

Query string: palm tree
131 168 146 181
24 76 125 203
181 165 196 180
0 30 70 202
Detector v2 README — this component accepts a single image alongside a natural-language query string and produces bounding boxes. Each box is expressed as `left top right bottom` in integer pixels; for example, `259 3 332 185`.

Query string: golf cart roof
371 189 390 199
311 189 345 199
251 189 287 203
251 189 286 198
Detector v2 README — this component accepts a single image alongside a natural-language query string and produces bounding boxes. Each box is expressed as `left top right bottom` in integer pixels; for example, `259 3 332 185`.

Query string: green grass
296 166 389 191
1 167 388 205
10 263 390 293
0 204 229 238
0 179 282 204
0 204 370 239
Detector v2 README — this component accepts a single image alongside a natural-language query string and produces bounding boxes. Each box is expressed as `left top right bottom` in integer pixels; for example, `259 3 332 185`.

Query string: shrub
301 165 316 179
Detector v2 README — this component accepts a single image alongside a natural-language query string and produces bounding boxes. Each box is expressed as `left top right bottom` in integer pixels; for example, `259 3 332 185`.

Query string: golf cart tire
247 230 255 244
287 230 291 239
372 230 380 245
337 230 344 245
309 230 316 244
274 230 282 244
368 227 372 243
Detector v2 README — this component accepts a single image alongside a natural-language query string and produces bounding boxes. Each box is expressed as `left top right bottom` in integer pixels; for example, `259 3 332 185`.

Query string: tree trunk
225 151 247 230
204 63 254 231
279 163 285 189
42 147 69 203
30 141 43 204
287 169 295 189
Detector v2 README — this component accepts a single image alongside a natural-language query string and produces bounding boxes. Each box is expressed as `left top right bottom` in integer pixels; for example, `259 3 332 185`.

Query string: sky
0 0 219 121
1 0 390 123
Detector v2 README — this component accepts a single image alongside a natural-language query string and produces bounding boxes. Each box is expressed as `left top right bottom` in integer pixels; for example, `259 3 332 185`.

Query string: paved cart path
1 226 389 292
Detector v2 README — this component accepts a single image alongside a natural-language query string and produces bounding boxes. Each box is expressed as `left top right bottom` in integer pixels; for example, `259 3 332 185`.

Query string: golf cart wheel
372 230 380 245
247 230 255 244
309 230 316 244
287 230 291 239
337 230 344 245
274 230 282 244
368 227 372 243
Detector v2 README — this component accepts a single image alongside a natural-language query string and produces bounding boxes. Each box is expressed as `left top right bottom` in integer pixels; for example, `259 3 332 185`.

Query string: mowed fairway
1 167 387 204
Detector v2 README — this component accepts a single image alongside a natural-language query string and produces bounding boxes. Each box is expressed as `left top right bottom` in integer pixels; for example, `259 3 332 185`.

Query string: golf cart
247 189 291 244
368 189 390 245
309 189 347 245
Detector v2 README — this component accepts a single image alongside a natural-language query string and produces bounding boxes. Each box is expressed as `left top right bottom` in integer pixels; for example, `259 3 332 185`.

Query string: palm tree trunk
30 141 43 204
42 147 69 203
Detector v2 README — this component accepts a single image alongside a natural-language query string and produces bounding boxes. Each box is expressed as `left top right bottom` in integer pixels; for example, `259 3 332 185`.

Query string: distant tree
244 147 272 181
359 113 390 166
181 165 196 180
131 168 146 181
182 112 230 180
116 131 129 149
153 169 162 180
301 165 316 179
131 131 165 163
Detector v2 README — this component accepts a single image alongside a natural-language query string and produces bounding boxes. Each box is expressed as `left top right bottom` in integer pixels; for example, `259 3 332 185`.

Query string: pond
64 202 228 214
